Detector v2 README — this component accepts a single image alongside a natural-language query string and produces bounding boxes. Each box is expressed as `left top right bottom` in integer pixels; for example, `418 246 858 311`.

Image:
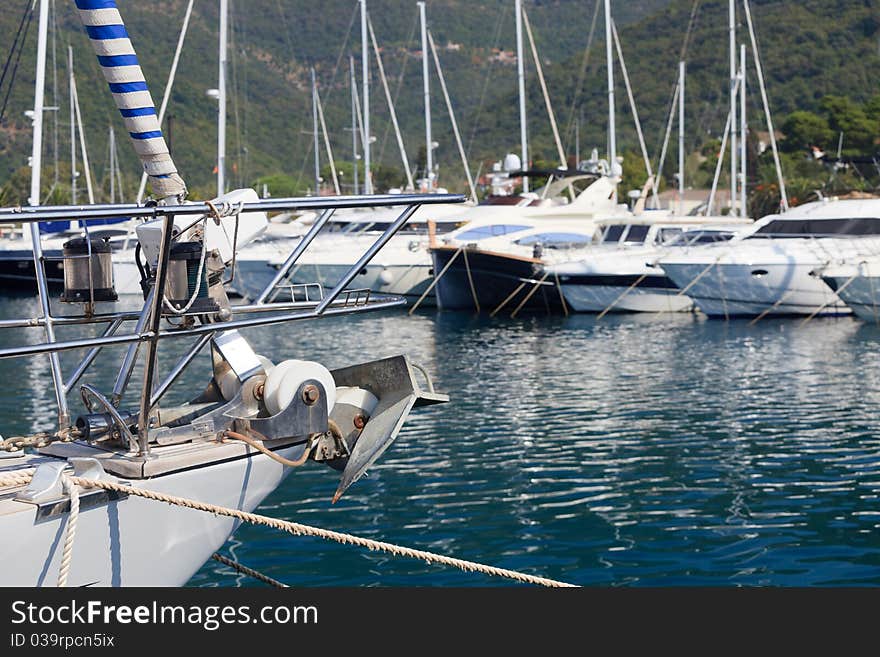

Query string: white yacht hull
0 446 299 587
661 260 850 317
560 283 694 313
822 273 880 323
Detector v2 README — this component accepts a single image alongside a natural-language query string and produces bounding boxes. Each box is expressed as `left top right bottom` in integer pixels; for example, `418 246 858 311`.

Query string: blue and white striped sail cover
73 0 187 201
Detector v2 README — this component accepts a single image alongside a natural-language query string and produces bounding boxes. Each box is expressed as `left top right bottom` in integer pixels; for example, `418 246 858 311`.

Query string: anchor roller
60 237 118 304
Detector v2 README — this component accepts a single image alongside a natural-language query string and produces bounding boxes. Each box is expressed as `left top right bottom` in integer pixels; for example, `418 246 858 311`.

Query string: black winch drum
164 241 219 313
60 237 118 303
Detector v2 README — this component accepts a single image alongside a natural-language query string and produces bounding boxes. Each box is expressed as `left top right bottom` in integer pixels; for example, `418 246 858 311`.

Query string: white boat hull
661 261 850 317
560 283 693 313
0 447 299 587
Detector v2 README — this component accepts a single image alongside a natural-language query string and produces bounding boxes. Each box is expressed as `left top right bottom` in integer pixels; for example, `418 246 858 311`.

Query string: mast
30 0 49 208
419 1 433 189
679 61 685 216
514 0 528 192
604 0 617 196
218 0 228 196
68 45 76 205
729 0 737 216
360 0 372 193
740 43 747 217
350 55 359 195
312 67 320 195
109 125 116 203
30 0 69 427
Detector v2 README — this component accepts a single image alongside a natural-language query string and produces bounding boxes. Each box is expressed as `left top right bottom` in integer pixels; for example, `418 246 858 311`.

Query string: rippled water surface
2 298 879 586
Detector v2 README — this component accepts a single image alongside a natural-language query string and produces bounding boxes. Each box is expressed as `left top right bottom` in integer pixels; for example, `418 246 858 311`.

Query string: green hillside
0 0 878 206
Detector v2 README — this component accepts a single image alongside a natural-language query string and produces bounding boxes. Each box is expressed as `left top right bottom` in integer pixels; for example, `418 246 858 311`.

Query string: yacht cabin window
622 225 650 244
600 225 626 244
749 217 880 238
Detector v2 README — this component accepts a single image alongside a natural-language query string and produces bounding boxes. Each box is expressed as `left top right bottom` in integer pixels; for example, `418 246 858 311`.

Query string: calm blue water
2 298 879 586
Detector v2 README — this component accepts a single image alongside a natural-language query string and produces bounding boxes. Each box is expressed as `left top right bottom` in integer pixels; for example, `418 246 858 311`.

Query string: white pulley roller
335 386 379 416
217 355 275 401
264 359 337 417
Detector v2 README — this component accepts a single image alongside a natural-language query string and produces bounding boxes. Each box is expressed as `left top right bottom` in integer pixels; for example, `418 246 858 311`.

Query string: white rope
0 470 574 587
162 220 208 316
57 475 79 588
72 476 577 588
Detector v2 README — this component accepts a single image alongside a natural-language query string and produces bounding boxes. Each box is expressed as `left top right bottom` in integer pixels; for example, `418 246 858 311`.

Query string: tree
780 111 833 153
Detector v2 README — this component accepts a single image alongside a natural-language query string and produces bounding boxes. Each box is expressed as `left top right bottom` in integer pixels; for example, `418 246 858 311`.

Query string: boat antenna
73 0 186 204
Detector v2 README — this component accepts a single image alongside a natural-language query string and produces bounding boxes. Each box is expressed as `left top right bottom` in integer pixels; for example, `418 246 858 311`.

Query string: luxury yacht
548 221 747 314
659 199 880 318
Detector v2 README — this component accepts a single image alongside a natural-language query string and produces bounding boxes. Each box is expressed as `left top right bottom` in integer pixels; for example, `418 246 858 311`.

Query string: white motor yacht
659 199 880 318
549 221 747 314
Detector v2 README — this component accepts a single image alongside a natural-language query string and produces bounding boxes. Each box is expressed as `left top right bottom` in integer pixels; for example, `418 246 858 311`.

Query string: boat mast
360 0 372 193
29 0 69 427
604 0 617 198
729 0 737 216
515 0 528 193
109 125 116 203
312 67 320 195
68 45 76 205
218 0 228 196
679 61 685 216
739 43 747 217
350 55 359 195
418 1 433 190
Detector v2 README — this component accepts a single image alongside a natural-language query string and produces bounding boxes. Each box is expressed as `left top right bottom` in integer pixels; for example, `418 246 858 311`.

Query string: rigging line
377 12 418 169
321 1 359 110
0 2 36 126
563 0 600 149
466 3 508 161
0 0 33 101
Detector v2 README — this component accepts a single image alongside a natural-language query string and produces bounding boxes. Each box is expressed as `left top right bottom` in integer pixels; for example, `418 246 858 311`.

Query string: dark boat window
665 230 737 246
623 225 650 244
749 217 880 238
601 225 626 243
515 232 592 249
456 224 531 241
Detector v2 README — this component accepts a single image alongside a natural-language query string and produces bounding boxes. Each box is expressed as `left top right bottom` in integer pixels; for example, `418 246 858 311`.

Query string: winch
164 241 221 315
59 237 118 304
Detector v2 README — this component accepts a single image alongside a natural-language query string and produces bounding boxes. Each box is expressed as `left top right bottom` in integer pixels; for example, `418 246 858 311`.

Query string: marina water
2 297 878 586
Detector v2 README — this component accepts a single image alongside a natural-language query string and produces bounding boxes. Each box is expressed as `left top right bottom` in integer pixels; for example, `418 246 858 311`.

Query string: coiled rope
0 470 576 588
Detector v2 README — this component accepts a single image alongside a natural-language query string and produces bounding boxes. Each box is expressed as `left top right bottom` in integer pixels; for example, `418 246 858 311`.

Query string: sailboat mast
218 0 228 197
350 55 359 195
515 0 528 193
312 67 320 195
29 0 69 427
110 125 116 203
679 61 685 216
729 0 737 216
740 43 747 217
419 2 433 189
604 0 617 195
69 45 76 205
360 0 372 194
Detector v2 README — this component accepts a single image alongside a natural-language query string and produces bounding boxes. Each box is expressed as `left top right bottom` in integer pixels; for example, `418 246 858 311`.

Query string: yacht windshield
665 230 737 246
515 232 593 249
749 217 880 238
456 224 532 241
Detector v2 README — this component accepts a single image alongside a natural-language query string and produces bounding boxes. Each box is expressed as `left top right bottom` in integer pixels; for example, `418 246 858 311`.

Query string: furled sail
73 0 187 202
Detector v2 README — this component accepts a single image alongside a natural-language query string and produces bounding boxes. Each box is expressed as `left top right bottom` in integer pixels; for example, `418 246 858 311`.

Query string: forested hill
0 0 877 202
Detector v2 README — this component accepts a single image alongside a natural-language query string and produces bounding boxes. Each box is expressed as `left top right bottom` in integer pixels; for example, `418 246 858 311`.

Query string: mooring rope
211 553 289 589
597 273 649 320
0 470 576 588
408 247 463 314
57 476 80 588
